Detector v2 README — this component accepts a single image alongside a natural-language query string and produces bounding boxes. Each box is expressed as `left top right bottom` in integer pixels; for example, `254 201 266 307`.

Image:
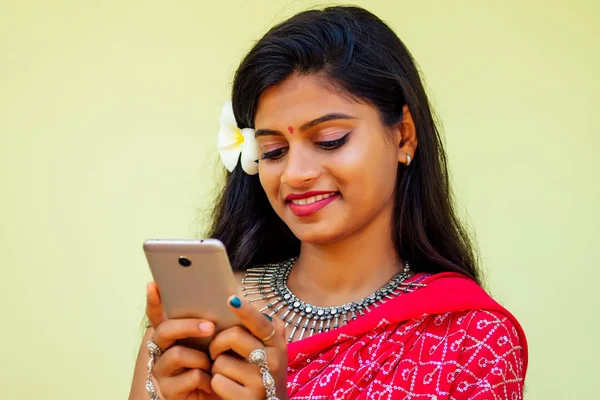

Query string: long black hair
207 6 481 283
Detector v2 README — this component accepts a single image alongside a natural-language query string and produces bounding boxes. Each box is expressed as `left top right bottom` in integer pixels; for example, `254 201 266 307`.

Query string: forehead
254 74 363 127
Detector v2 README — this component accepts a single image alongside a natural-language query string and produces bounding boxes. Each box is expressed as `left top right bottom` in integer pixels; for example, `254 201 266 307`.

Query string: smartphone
143 238 241 351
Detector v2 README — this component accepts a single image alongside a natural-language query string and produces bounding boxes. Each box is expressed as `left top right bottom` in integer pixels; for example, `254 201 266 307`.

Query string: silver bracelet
248 348 280 400
146 341 163 400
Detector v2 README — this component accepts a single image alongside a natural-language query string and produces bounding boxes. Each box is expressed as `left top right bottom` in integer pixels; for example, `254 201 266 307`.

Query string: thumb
145 281 166 328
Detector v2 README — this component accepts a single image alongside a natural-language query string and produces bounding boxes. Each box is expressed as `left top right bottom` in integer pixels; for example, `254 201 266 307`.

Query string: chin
288 221 345 245
295 231 340 245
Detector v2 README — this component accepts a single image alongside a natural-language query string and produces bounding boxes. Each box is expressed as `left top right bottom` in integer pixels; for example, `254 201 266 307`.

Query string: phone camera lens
178 257 192 267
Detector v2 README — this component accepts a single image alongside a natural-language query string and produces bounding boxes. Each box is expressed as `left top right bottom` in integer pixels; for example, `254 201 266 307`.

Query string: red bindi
288 126 294 134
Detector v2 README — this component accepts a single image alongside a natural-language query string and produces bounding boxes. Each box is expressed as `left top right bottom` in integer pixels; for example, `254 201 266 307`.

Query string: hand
208 295 288 400
146 282 220 400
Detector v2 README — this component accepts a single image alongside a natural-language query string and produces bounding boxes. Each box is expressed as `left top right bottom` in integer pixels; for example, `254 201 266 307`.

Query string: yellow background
1 0 598 398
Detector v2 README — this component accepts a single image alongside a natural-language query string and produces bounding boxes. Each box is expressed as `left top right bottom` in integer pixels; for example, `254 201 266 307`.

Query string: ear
393 105 418 166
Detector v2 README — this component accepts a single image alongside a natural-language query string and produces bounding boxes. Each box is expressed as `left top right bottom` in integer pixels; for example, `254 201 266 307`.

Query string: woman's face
254 73 413 244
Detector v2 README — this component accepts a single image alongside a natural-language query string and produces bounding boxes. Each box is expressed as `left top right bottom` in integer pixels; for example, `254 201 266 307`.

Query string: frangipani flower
217 101 258 175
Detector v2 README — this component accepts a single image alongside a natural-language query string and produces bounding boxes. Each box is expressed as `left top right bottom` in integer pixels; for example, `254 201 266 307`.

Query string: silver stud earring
406 155 411 166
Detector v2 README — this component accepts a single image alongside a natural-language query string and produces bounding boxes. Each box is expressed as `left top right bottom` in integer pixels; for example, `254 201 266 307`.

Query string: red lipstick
285 191 339 217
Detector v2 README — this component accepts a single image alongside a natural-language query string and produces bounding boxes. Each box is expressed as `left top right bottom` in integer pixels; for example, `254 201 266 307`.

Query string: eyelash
260 131 352 161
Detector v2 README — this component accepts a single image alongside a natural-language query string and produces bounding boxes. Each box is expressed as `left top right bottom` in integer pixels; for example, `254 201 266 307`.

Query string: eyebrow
254 113 356 137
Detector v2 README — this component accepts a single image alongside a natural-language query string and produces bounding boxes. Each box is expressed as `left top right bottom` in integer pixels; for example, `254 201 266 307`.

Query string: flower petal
219 143 241 172
219 101 239 131
217 125 242 149
240 128 259 175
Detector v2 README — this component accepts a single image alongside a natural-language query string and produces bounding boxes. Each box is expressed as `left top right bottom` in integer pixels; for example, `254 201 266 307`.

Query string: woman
130 6 527 400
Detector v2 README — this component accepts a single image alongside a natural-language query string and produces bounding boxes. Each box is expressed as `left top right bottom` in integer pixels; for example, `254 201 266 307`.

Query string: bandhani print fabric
286 273 527 399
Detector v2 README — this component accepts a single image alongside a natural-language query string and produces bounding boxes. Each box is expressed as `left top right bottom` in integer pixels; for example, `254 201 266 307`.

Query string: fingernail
229 296 242 308
263 313 273 322
198 322 213 333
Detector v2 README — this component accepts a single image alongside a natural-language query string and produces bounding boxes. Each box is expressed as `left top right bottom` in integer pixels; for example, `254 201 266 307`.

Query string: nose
280 146 321 188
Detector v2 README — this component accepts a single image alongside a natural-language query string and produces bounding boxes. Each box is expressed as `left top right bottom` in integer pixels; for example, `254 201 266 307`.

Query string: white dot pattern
287 309 525 399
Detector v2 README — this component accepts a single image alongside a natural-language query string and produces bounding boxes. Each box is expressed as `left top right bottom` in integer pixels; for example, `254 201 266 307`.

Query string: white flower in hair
217 101 259 175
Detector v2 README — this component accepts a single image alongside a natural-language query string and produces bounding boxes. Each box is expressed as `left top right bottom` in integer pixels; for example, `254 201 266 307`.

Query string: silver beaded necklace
241 258 425 343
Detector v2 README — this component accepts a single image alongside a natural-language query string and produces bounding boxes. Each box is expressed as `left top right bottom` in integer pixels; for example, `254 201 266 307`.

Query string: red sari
286 273 528 399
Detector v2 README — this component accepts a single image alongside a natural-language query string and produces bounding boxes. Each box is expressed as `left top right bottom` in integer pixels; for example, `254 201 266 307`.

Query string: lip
285 190 336 201
286 192 339 217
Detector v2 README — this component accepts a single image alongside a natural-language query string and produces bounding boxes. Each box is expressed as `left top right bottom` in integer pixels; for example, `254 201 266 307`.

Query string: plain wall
1 0 598 398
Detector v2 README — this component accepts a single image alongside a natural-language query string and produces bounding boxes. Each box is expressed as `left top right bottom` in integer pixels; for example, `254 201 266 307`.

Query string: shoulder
451 309 523 349
419 274 527 350
413 308 526 372
421 309 522 345
431 309 526 376
418 309 527 397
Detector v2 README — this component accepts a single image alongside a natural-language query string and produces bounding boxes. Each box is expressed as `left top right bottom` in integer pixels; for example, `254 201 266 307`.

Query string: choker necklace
241 258 426 343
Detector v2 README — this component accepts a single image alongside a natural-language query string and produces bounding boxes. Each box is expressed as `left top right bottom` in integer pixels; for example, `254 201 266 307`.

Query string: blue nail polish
263 313 273 322
229 296 242 308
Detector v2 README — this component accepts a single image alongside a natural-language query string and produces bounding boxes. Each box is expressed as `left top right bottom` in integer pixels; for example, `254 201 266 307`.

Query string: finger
154 345 212 377
212 353 263 393
211 372 252 400
152 318 215 351
227 295 281 346
146 282 165 328
159 368 213 397
272 315 286 346
208 325 263 360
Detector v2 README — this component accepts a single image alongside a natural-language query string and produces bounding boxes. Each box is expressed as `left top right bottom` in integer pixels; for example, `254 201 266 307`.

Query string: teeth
290 192 335 205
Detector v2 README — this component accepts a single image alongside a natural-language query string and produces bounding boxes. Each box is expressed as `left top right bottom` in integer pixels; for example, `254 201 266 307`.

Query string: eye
260 147 288 161
315 131 352 150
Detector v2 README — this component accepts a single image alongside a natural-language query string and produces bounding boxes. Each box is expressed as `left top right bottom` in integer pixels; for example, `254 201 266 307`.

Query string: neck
288 209 403 307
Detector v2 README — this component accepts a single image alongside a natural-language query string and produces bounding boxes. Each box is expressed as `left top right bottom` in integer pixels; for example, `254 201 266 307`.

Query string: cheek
332 139 398 189
258 164 282 201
